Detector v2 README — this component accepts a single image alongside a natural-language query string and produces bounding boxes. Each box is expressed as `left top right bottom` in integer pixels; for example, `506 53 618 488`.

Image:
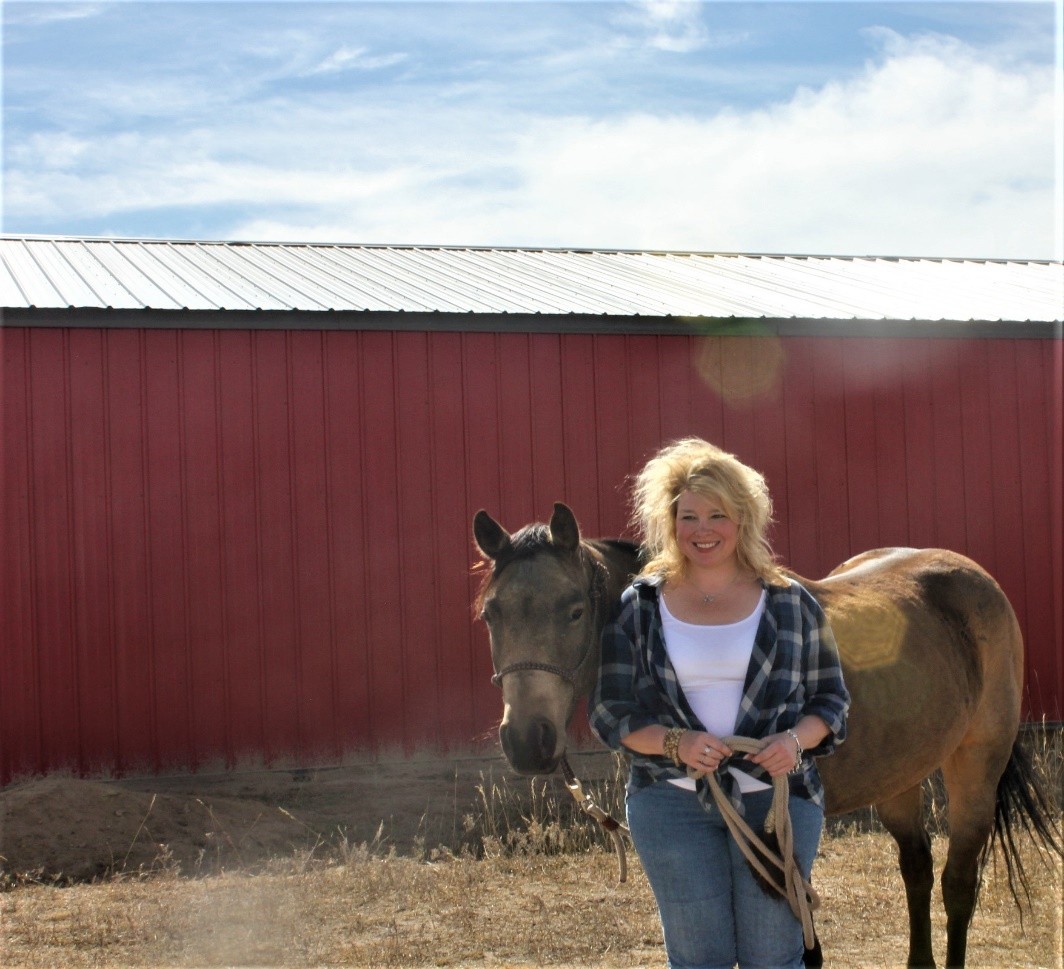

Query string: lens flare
695 334 786 407
831 599 910 671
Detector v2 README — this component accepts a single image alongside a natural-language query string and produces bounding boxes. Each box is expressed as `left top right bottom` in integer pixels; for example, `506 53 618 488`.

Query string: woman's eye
569 607 585 623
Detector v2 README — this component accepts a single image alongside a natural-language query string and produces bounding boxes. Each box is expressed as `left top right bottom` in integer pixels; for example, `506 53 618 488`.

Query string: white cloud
238 32 1057 258
3 3 106 29
5 29 1059 258
305 46 408 76
618 0 712 53
4 135 421 222
542 32 1056 257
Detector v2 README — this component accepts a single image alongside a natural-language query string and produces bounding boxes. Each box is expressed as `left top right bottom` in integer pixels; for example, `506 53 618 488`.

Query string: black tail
980 736 1063 908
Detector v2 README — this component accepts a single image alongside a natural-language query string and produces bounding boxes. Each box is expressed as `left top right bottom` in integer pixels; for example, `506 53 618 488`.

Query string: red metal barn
1 238 1061 785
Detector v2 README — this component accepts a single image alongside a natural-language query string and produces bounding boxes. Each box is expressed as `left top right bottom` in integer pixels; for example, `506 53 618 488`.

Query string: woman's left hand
747 732 800 778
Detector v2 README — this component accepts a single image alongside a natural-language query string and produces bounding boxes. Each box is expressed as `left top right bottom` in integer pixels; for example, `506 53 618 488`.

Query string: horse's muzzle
500 716 561 775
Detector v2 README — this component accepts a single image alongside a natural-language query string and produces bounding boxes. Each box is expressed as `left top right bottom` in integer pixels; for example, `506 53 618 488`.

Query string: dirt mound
0 775 318 880
0 753 615 882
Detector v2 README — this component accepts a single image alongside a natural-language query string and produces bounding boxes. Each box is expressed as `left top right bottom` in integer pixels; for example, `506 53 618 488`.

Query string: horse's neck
587 538 641 596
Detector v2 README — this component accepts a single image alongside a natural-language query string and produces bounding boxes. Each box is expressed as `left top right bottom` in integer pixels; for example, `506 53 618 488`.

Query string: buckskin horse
472 502 1061 969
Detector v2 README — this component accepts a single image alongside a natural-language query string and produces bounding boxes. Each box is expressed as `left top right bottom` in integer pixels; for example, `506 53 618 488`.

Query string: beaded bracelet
662 727 686 768
785 729 804 775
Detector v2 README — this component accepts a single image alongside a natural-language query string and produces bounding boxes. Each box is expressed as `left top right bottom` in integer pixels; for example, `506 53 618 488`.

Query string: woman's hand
747 731 801 778
679 731 733 773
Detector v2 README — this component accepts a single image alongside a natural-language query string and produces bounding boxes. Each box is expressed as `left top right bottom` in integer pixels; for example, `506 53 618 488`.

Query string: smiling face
674 489 740 574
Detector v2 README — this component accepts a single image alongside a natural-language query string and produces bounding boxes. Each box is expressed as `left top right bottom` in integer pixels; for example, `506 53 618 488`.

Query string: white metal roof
0 235 1061 323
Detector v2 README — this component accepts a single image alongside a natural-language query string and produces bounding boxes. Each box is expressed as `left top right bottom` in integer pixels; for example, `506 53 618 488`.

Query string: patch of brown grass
1 733 1059 968
0 828 1059 968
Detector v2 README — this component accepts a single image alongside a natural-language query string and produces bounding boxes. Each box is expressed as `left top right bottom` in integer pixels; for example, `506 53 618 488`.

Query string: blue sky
2 1 1060 258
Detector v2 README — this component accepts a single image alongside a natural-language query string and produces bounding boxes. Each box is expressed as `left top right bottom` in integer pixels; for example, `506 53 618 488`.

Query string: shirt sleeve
797 583 850 757
589 587 664 750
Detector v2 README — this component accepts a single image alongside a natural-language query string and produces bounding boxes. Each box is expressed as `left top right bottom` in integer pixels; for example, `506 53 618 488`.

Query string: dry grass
1 830 1059 968
1 733 1060 969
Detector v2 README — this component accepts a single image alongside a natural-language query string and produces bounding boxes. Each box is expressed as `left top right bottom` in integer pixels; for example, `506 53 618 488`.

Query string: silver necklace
691 571 740 605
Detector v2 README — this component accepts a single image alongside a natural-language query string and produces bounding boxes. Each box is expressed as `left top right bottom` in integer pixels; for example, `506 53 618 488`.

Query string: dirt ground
0 751 616 881
1 751 1060 968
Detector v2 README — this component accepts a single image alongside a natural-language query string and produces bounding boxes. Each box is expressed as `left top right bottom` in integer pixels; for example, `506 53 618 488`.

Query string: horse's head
473 503 609 775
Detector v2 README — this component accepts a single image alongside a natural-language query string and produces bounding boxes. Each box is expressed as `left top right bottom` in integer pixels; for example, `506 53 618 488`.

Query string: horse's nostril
533 717 556 758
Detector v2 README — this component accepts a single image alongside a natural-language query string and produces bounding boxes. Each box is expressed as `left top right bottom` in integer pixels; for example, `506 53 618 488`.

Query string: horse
472 502 1061 969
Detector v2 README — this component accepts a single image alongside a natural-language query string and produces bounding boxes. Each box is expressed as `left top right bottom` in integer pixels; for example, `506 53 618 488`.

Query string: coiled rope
688 735 821 950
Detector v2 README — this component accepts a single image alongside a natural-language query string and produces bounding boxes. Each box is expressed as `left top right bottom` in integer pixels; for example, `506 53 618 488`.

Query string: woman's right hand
679 731 733 773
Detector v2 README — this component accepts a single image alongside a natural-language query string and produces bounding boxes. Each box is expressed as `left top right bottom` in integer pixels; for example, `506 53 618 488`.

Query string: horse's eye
569 606 585 623
481 601 499 623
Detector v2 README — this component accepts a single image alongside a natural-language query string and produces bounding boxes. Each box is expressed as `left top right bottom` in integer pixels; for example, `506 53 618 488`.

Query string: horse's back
815 546 1019 633
801 547 1024 815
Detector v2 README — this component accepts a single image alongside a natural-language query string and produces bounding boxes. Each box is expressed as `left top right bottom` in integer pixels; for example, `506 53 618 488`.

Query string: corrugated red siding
2 327 1060 784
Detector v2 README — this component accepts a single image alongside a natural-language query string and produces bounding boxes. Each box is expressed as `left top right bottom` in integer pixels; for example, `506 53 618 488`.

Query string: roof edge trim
2 307 1059 340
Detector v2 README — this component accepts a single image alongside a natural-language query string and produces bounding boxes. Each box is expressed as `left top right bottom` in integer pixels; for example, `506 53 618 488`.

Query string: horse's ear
473 509 512 561
549 502 581 553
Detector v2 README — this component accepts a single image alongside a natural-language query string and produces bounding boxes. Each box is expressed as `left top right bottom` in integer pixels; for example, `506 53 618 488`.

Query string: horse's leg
875 783 936 968
938 746 1003 969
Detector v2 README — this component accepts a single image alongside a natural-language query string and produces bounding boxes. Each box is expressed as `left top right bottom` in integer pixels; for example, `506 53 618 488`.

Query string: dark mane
594 537 643 560
506 523 555 562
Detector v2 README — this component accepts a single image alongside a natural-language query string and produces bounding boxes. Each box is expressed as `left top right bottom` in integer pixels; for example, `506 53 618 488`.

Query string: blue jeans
626 781 824 969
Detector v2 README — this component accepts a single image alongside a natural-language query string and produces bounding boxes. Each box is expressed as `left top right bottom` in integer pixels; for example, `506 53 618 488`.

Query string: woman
589 438 850 969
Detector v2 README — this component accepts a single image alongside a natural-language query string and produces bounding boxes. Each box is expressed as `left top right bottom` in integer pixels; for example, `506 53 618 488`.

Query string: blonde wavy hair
631 437 786 584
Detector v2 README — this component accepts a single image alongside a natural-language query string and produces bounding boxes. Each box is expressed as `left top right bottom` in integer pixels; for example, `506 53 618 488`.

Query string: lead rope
559 754 630 883
689 735 820 949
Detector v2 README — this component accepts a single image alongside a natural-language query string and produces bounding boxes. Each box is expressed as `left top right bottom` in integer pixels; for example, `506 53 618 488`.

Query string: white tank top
660 589 770 793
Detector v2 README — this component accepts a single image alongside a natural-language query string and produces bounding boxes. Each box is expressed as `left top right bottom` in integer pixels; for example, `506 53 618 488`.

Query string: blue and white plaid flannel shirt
589 575 850 813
